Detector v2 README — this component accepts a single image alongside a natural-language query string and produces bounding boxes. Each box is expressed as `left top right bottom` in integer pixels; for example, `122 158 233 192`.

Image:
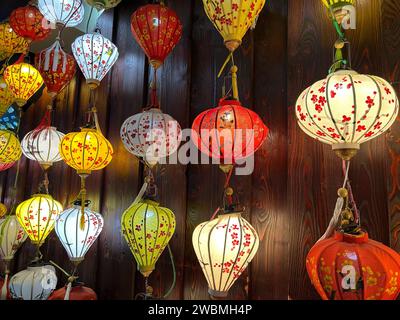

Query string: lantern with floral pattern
0 22 29 62
0 130 21 164
38 0 84 28
9 5 51 42
306 231 400 300
130 3 182 69
36 40 76 97
121 200 176 277
202 0 266 52
295 70 399 160
193 212 259 298
4 63 44 107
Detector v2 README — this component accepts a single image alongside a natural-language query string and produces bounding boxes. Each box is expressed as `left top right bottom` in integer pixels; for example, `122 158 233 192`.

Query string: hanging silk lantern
295 70 399 160
9 265 57 300
121 200 176 277
192 99 268 163
4 63 44 107
307 231 400 300
38 0 84 28
321 0 355 24
0 203 7 218
0 161 15 172
120 108 182 167
0 215 27 263
36 40 76 97
86 0 121 10
130 3 183 69
9 5 51 42
0 106 20 132
202 0 266 52
193 212 259 298
55 204 103 264
21 127 65 170
48 284 97 300
0 76 14 117
16 194 63 247
0 22 29 62
71 33 119 89
0 130 22 164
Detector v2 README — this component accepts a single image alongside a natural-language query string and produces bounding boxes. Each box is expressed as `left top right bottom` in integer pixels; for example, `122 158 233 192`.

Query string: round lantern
36 40 76 97
295 70 399 160
192 99 268 163
71 33 119 89
48 284 97 300
0 203 7 218
121 200 176 277
130 3 183 69
86 0 121 10
0 76 14 117
0 22 29 61
0 161 15 172
4 63 44 107
21 127 65 169
38 0 84 28
16 194 63 247
306 231 400 300
9 5 51 42
9 265 57 300
120 108 182 167
192 212 259 298
0 130 22 164
202 0 266 52
0 215 27 262
55 204 103 264
60 128 113 175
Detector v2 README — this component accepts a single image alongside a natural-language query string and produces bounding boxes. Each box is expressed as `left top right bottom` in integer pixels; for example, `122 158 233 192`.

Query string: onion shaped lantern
71 33 119 89
16 194 63 247
36 40 76 97
86 0 121 10
9 5 51 42
295 70 399 160
307 231 400 300
38 0 84 28
48 284 97 300
121 200 176 277
0 130 22 164
55 204 103 265
21 126 65 170
130 3 182 69
9 265 57 300
120 108 182 168
192 99 268 163
0 76 14 117
192 212 259 298
4 63 44 107
0 22 29 61
202 0 266 52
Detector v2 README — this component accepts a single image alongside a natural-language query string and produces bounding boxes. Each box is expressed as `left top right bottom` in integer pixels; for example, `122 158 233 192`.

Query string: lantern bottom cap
86 79 100 90
224 39 241 52
15 99 27 107
140 265 155 278
332 143 360 161
208 288 228 298
150 60 163 70
77 170 92 176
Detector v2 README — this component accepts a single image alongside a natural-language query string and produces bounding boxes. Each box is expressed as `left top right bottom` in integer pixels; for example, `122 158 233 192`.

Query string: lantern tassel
0 273 8 300
79 176 87 231
64 281 72 300
231 65 239 100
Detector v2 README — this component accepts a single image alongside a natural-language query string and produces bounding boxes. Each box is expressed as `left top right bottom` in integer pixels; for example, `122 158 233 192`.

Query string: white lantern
9 265 57 300
192 212 259 298
120 108 182 167
38 0 84 27
55 204 103 264
71 33 119 89
21 127 65 169
296 70 399 159
0 216 27 262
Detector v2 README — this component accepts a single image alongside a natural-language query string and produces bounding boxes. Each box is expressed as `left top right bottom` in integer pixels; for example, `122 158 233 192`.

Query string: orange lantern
306 231 400 300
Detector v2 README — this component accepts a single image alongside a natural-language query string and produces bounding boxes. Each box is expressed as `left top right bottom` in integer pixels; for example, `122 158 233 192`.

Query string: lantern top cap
30 193 55 199
80 128 97 133
219 99 241 107
141 199 160 207
218 212 243 219
329 69 359 76
334 230 369 243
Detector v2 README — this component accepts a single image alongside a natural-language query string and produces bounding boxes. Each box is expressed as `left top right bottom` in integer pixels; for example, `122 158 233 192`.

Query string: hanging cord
58 1 84 40
217 53 239 100
86 6 95 34
210 165 235 220
77 175 87 231
343 160 360 226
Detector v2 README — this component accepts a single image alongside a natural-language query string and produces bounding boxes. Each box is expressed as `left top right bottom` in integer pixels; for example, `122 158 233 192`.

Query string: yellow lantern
4 63 44 107
16 194 63 247
0 130 21 164
0 203 7 218
121 200 176 277
0 22 29 62
202 0 266 52
0 76 14 117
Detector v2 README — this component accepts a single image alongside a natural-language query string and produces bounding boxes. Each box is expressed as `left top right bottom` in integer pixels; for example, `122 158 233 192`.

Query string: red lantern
9 5 51 42
36 40 76 97
306 231 400 300
0 161 15 172
130 3 183 69
48 285 97 300
192 99 269 163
